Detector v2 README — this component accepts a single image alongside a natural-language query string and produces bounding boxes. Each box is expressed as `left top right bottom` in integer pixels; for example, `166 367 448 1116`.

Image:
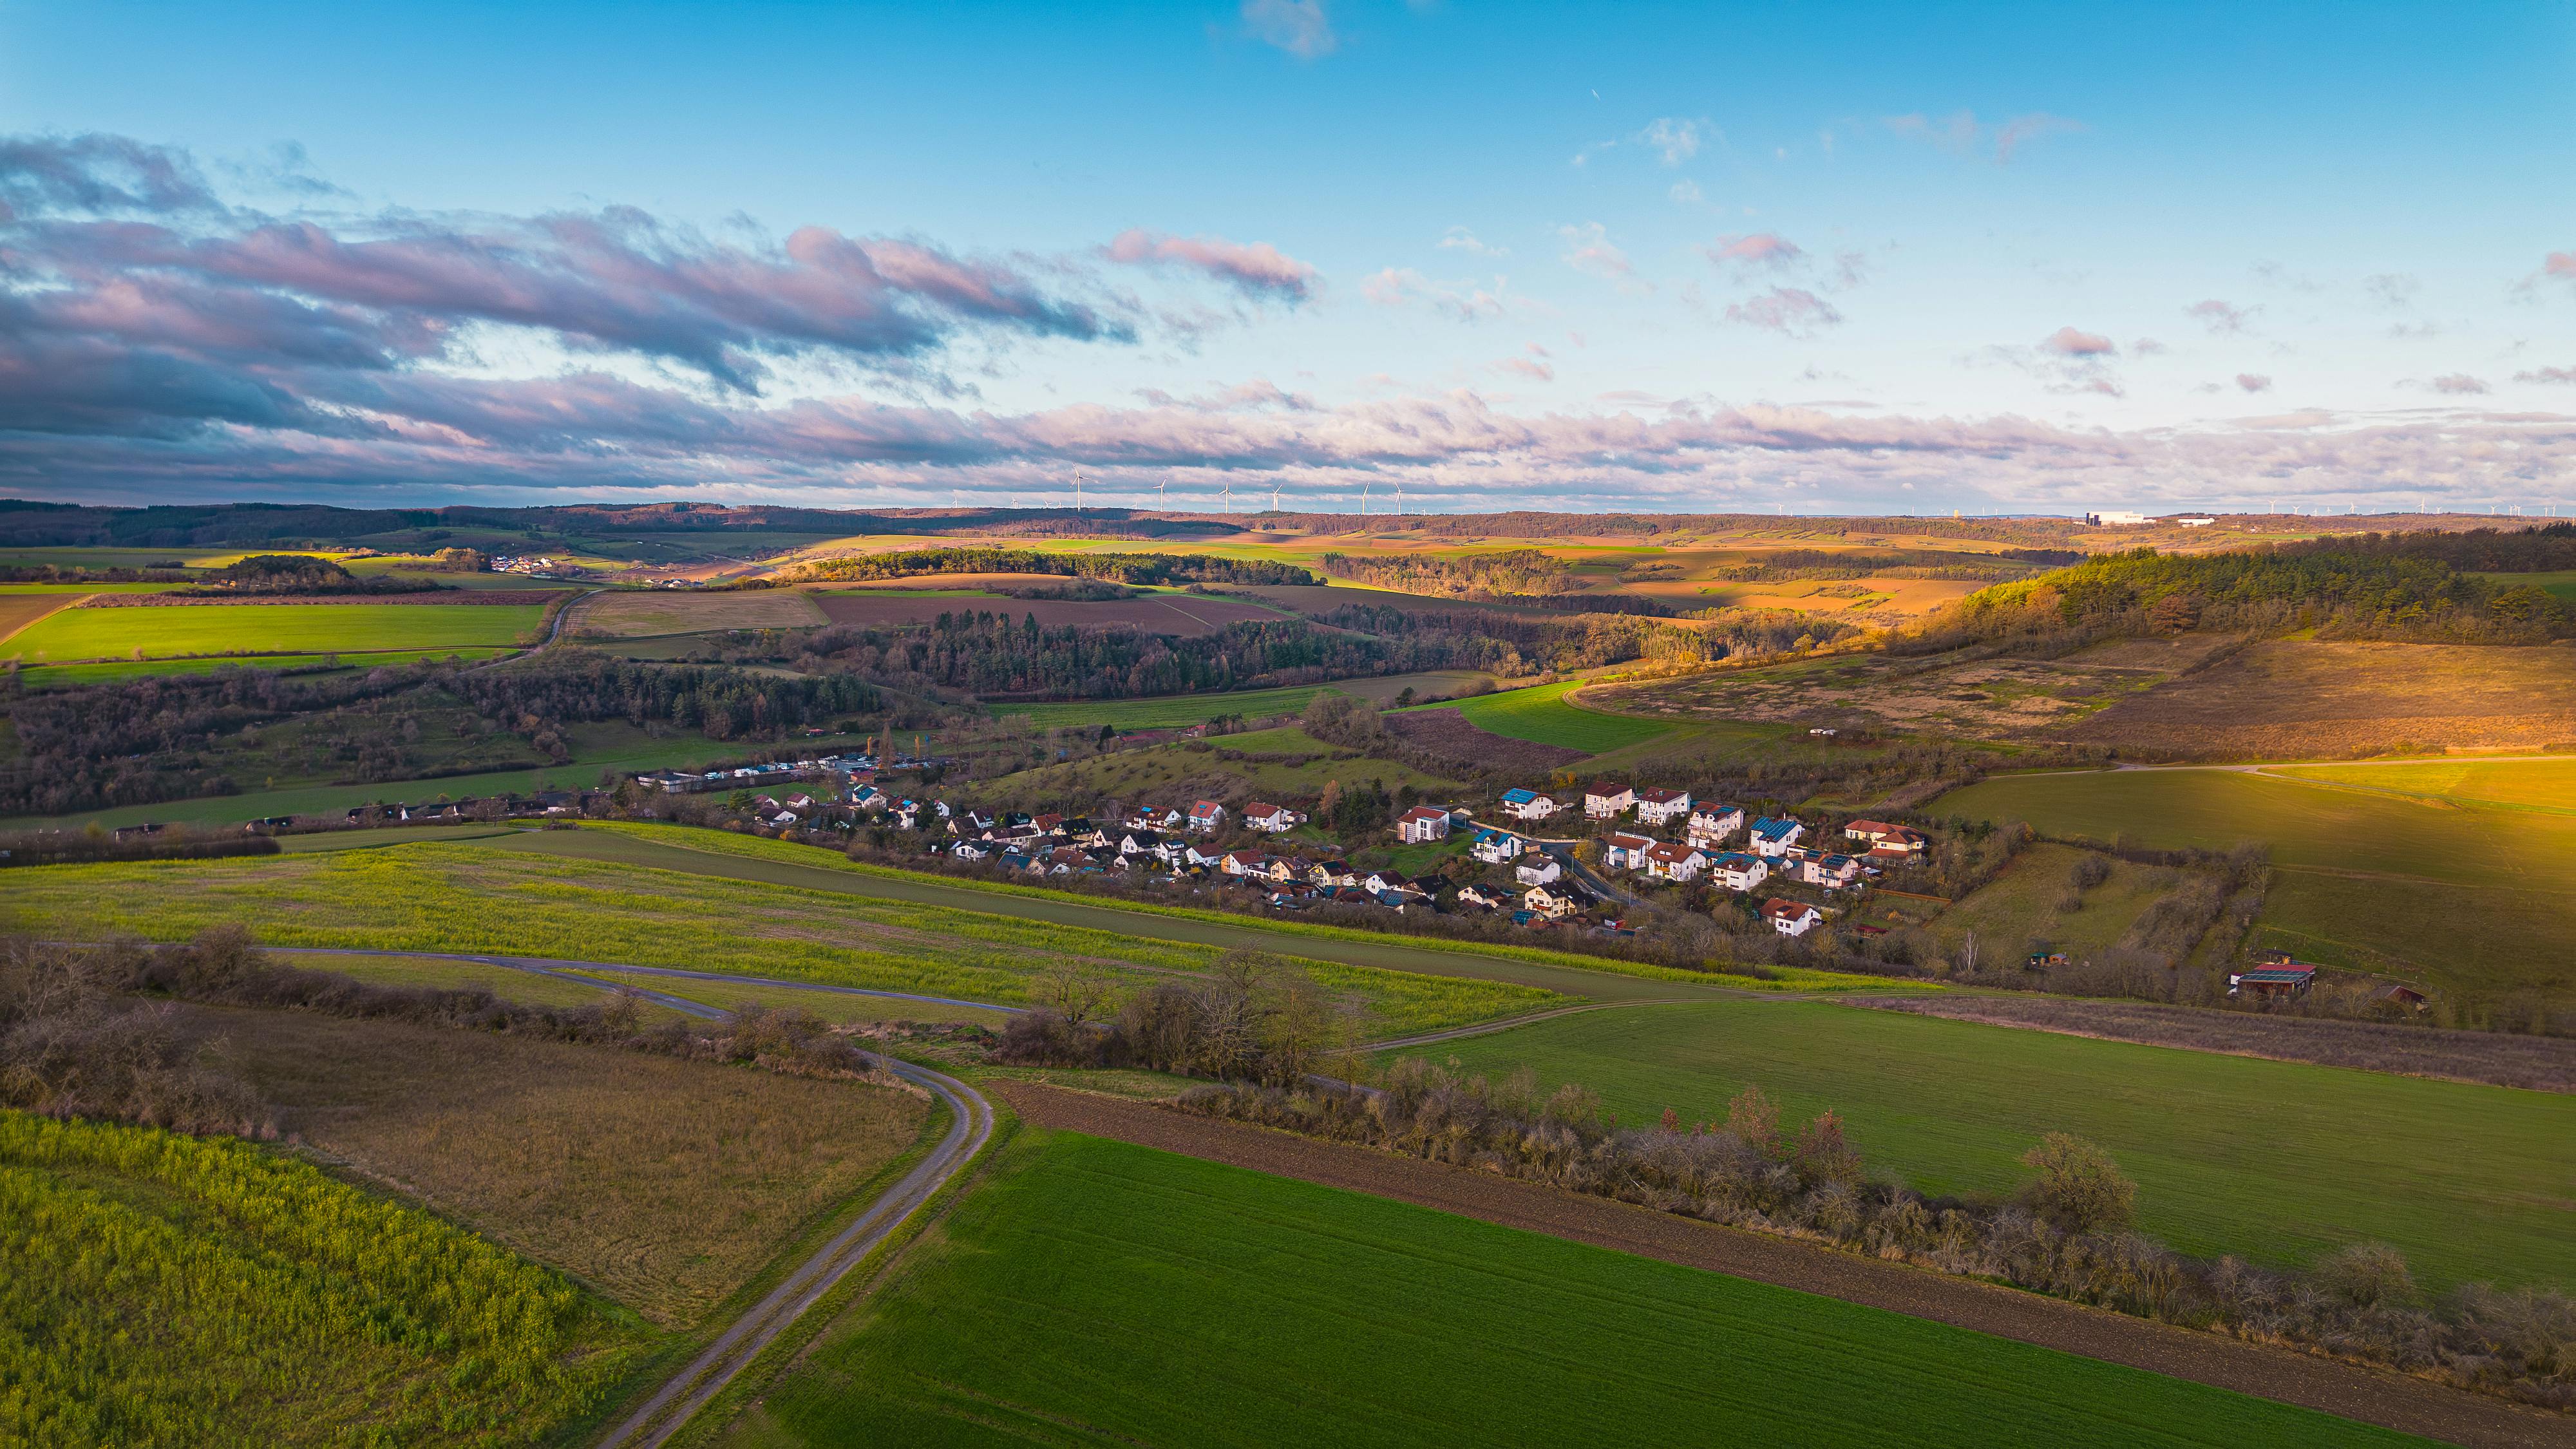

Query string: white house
1185 800 1228 833
1749 816 1806 858
1524 885 1580 918
1601 831 1657 871
1221 849 1271 878
1685 805 1745 849
1584 782 1636 819
1763 898 1823 936
1185 842 1229 869
1499 788 1561 822
1845 819 1927 857
1707 851 1768 892
1643 841 1707 882
1455 884 1502 910
1800 853 1867 891
1470 828 1524 864
1515 855 1564 886
951 839 992 862
1394 805 1452 844
1244 802 1299 833
1635 786 1692 827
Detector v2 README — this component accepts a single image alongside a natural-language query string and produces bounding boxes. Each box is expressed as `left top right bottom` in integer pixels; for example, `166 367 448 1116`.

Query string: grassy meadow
1441 677 1674 753
2268 755 2576 814
989 682 1338 728
1931 766 2576 1015
716 1130 2423 1449
1924 841 2181 957
1402 1000 2575 1291
0 1110 650 1448
3 600 549 665
6 838 1559 1036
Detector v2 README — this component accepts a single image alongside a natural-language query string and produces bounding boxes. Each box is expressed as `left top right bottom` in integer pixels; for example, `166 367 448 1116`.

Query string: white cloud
1242 0 1336 59
1437 226 1505 256
1558 222 1647 292
1635 117 1710 166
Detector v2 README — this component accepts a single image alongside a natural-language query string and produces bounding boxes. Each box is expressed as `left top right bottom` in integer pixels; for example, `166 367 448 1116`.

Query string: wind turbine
1361 482 1372 518
1220 480 1235 513
1395 482 1405 522
1074 468 1086 513
1157 478 1166 512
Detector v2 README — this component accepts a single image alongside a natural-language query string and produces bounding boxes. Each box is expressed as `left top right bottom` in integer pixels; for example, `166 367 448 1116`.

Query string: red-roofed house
1762 898 1823 936
1394 805 1452 844
1635 786 1693 826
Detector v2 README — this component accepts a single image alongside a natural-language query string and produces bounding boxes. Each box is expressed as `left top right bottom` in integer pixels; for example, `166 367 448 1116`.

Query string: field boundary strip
994 1083 2560 1449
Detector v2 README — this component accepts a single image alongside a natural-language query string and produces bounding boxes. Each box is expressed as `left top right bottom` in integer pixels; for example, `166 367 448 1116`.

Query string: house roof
1397 805 1450 823
1644 842 1701 863
2236 965 2317 984
1752 817 1801 838
1188 799 1225 816
1245 801 1284 817
1587 782 1631 797
1638 787 1689 804
1710 851 1762 868
1501 788 1541 804
1605 832 1656 850
1762 898 1819 922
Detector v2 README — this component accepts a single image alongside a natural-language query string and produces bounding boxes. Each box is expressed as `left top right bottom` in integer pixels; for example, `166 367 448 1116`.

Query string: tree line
1314 547 1582 596
779 546 1316 587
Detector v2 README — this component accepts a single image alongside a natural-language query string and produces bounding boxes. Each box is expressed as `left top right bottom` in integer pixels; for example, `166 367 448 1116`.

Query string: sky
2 1 2572 516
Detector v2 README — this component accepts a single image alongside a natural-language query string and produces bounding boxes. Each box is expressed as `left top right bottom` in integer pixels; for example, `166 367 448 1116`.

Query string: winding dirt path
998 1082 2571 1449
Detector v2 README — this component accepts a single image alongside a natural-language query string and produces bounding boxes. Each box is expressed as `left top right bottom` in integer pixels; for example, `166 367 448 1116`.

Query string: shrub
2018 1132 2137 1234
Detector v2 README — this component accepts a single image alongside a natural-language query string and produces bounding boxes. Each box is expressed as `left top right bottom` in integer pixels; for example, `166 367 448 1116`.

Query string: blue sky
2 1 2570 513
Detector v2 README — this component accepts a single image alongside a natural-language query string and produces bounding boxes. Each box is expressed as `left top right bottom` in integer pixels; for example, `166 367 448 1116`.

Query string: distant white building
2085 510 2150 526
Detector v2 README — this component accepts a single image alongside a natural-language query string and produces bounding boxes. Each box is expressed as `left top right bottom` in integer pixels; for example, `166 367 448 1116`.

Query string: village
618 752 1950 947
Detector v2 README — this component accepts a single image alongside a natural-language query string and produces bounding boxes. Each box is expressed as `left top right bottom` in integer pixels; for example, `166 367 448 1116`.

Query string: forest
1314 547 1581 596
1899 544 2571 653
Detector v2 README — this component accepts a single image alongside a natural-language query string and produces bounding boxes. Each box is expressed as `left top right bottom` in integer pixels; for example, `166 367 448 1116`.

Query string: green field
17 646 518 686
1401 1000 2574 1291
2268 756 2576 814
1438 678 1674 753
2474 567 2576 603
990 684 1337 729
1931 767 2576 1014
1927 841 2177 956
719 1130 2421 1449
5 840 1555 1036
3 601 547 665
0 1110 645 1447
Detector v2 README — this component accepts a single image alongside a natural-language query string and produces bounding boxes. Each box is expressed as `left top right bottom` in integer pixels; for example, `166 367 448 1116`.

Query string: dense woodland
1314 548 1581 596
1707 546 2083 583
780 547 1314 587
1901 543 2571 653
0 659 880 816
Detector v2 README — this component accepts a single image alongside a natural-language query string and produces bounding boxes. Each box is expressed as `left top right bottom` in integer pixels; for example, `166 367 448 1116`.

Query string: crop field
0 590 76 642
2058 639 2576 759
1923 841 2183 958
169 1001 932 1328
2268 755 2576 814
8 840 1559 1035
2474 567 2576 603
1 600 547 664
570 589 827 636
0 1110 648 1448
718 1130 2413 1449
1436 678 1674 753
1932 767 2576 1014
17 645 518 687
1406 1000 2574 1291
531 822 1880 1000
